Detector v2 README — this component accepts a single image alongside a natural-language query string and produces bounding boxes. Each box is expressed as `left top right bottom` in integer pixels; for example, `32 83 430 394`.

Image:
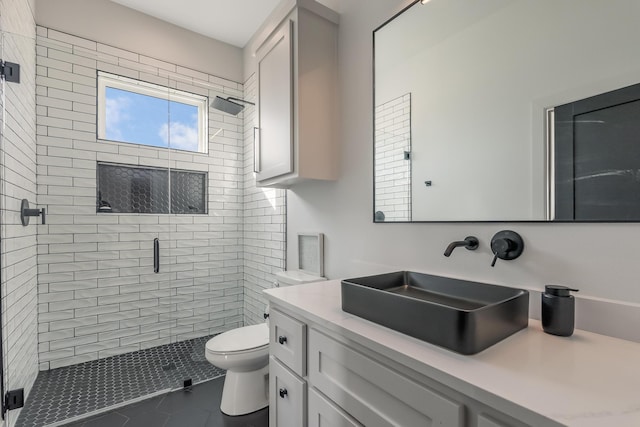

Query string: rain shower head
211 96 255 116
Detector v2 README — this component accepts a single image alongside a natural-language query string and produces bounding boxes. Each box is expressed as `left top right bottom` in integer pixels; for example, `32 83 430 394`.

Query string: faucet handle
491 253 499 267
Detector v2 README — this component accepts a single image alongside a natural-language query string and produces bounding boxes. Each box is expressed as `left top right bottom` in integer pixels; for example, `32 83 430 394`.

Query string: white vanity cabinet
308 329 464 426
265 280 640 426
254 0 339 188
308 388 361 427
270 357 307 427
268 304 542 427
269 308 308 426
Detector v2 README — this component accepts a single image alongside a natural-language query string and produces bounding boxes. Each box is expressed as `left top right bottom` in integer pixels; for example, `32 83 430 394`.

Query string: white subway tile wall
35 27 264 369
374 93 411 221
242 74 286 325
1 1 39 425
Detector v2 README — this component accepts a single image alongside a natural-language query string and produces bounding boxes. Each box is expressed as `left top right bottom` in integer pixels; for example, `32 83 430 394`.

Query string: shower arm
225 97 255 106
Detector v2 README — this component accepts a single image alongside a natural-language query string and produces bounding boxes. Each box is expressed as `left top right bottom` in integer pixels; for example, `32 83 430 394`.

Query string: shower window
97 71 209 153
97 163 207 214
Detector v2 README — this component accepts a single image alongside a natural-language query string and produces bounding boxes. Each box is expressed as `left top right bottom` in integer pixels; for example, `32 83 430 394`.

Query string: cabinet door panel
309 388 363 427
257 19 294 182
270 308 307 376
270 357 306 427
308 329 464 427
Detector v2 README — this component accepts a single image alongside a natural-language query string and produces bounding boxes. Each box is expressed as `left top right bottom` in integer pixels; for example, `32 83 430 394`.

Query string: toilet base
220 365 269 416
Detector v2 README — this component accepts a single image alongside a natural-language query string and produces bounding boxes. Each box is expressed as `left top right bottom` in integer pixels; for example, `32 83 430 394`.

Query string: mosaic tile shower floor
16 335 225 427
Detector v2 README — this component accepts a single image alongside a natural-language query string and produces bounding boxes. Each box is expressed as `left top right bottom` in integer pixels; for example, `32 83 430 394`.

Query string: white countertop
264 280 640 427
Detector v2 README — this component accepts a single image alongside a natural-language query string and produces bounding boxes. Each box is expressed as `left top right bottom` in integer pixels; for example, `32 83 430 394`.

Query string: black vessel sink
341 271 529 355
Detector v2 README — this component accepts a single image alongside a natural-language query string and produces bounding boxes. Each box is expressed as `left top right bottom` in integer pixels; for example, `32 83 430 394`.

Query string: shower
211 96 255 116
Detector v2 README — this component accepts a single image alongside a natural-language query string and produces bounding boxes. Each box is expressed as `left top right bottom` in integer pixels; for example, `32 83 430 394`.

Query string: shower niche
97 162 207 215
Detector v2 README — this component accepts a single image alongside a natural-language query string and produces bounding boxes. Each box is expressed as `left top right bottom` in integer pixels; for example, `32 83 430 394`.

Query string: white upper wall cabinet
256 21 294 181
254 0 339 188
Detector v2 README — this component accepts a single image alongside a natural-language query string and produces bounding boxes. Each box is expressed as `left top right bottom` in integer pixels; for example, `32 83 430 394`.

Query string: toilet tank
275 270 326 287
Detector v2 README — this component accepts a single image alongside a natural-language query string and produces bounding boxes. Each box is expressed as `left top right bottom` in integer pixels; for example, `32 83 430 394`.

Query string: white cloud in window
158 121 198 151
105 96 131 140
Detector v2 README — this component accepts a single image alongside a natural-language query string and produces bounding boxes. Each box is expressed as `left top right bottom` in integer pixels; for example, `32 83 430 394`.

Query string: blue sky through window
105 87 200 152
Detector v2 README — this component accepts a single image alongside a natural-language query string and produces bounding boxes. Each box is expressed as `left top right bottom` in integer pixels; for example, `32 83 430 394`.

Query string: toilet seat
206 323 269 355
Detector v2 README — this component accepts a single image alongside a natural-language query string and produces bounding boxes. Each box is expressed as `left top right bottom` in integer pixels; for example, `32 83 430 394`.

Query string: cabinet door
308 329 464 427
309 388 363 427
270 357 307 427
256 19 294 182
270 308 307 376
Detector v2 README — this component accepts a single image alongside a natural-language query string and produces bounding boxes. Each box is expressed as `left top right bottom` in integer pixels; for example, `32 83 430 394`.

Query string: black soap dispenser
541 285 579 336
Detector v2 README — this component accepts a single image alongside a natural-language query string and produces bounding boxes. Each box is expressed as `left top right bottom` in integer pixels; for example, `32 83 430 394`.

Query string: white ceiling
109 0 282 48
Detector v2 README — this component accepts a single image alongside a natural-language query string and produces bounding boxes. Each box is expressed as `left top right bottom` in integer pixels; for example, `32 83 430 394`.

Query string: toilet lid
206 323 269 353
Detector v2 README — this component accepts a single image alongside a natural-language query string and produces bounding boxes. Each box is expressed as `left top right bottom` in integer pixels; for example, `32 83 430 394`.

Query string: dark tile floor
17 335 225 427
60 378 268 427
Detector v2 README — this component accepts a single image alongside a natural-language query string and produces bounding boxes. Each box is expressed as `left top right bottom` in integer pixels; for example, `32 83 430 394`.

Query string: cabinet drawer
308 329 464 427
270 308 307 376
478 414 510 427
309 387 362 427
477 412 530 427
270 357 307 427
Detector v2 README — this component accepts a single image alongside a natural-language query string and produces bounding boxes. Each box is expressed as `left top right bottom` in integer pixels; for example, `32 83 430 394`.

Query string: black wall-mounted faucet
444 236 479 257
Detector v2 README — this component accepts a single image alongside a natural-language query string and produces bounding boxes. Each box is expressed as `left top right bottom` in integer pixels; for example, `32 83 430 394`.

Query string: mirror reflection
374 0 640 222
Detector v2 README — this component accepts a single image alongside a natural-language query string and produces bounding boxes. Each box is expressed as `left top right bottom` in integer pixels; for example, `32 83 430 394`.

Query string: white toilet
205 324 270 416
205 270 326 416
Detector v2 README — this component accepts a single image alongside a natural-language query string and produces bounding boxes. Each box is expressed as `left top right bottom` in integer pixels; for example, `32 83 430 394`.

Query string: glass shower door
90 60 206 392
0 28 38 426
162 72 242 390
91 60 175 401
164 74 210 390
0 28 8 427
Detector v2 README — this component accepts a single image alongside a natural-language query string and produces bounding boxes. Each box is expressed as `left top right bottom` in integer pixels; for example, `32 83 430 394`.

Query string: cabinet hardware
253 127 261 173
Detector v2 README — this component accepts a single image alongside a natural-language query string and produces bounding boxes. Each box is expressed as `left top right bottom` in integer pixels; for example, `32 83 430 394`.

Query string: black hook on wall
20 199 45 226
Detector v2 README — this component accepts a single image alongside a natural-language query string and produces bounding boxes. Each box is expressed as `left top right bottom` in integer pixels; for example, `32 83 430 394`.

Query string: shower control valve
490 230 524 267
20 199 46 226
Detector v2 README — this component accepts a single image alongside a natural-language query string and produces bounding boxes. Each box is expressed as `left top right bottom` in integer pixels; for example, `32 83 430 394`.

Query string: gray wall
286 0 640 342
35 0 243 83
0 0 39 425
